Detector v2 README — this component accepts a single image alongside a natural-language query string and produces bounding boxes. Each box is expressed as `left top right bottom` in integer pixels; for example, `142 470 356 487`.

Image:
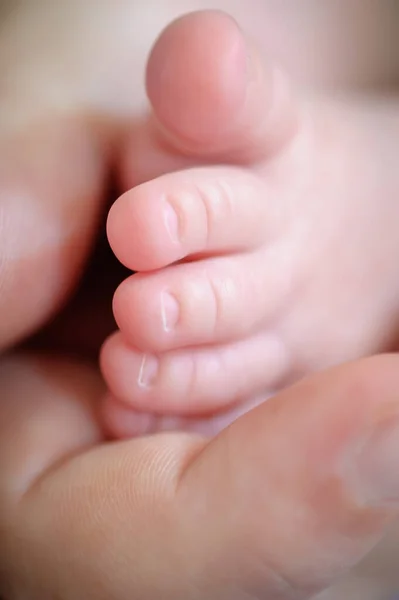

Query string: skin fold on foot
100 11 399 438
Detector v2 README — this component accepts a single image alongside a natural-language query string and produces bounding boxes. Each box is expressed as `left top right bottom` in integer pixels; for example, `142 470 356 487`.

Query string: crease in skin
106 391 272 439
2 5 399 600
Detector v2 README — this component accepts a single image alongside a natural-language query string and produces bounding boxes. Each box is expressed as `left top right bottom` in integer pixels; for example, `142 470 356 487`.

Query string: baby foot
101 11 399 437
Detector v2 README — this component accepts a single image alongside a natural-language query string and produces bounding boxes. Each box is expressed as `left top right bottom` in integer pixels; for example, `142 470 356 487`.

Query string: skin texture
1 2 399 598
1 0 399 353
3 353 399 599
101 12 399 436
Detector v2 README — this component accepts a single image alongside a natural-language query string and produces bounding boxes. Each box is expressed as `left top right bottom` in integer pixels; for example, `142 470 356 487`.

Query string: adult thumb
177 355 399 598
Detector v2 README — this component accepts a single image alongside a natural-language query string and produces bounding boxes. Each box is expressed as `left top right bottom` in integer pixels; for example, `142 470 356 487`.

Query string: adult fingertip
177 356 399 599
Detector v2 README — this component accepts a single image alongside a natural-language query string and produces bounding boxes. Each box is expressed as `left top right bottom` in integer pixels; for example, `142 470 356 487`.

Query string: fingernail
354 416 399 506
164 201 180 244
161 292 180 332
138 354 159 388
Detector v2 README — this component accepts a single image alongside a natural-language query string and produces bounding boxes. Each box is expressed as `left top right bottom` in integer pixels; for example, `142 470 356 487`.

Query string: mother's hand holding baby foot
2 6 399 599
1 352 399 599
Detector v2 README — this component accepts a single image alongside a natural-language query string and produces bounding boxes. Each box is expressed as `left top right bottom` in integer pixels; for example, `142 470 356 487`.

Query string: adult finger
2 354 399 599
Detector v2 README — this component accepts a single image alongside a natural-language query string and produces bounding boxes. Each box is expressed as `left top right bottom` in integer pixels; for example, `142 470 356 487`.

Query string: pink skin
2 4 399 598
101 11 399 437
0 117 107 351
4 353 399 599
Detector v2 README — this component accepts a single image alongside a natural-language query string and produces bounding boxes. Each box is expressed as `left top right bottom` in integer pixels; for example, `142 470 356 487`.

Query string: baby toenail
138 354 159 388
164 201 180 244
161 292 180 332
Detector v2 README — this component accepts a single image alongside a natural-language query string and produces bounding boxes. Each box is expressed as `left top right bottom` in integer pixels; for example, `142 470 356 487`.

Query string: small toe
108 167 273 273
100 330 289 416
112 249 291 353
102 393 269 439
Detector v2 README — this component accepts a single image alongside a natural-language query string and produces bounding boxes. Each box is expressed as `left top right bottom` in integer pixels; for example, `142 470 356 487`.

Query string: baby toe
112 250 288 353
100 330 289 416
107 167 272 272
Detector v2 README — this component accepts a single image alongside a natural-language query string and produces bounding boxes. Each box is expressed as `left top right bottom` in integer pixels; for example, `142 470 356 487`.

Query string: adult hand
1 352 399 599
